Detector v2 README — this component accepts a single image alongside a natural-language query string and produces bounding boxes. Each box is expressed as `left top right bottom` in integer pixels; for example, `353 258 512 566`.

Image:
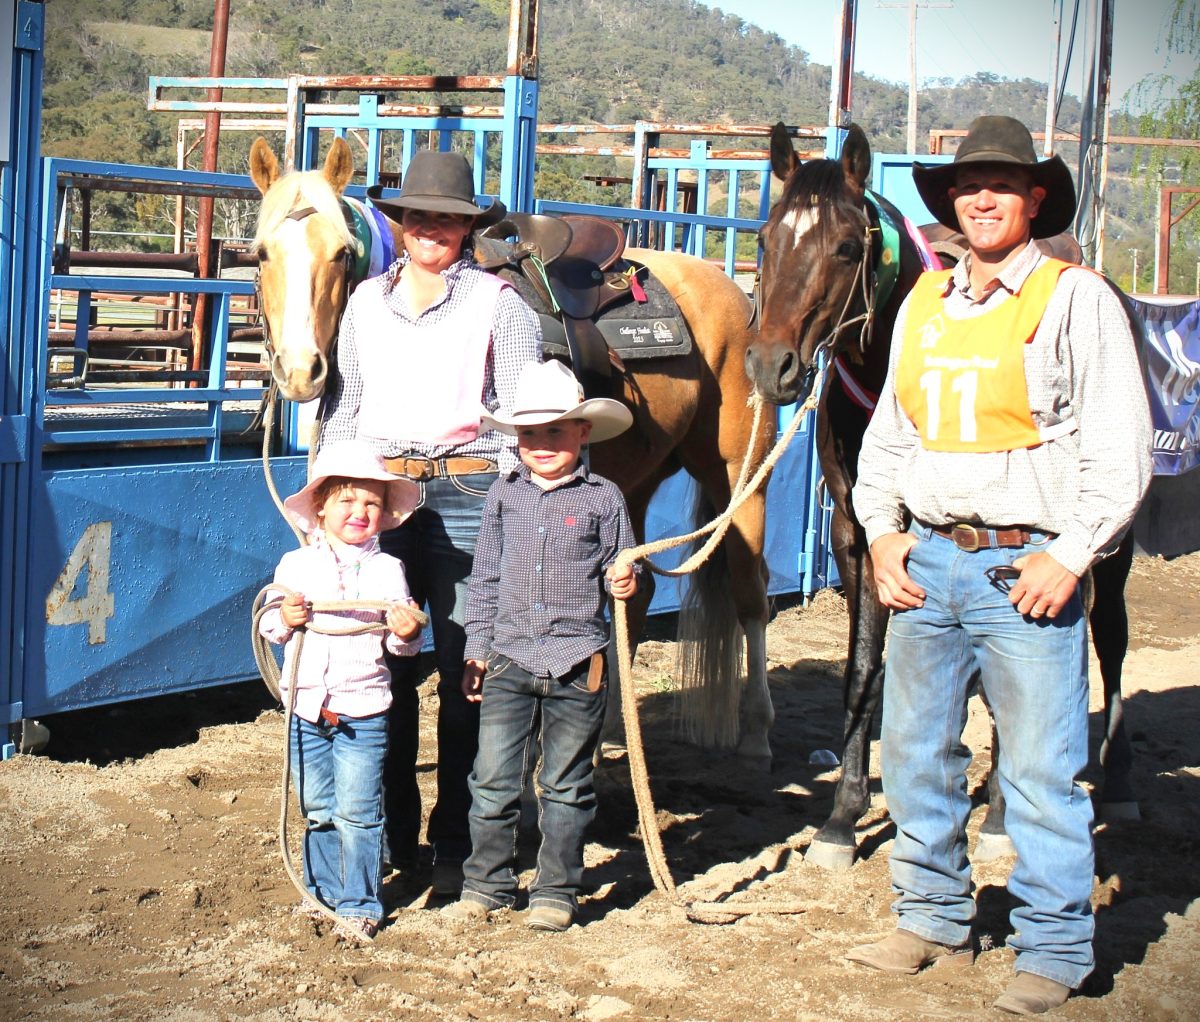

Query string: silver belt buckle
950 524 982 552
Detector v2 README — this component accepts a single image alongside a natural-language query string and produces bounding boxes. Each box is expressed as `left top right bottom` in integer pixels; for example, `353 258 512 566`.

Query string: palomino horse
745 122 1139 870
248 138 777 761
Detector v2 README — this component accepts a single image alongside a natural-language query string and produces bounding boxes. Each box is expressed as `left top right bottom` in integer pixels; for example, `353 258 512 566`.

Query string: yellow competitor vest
895 259 1075 452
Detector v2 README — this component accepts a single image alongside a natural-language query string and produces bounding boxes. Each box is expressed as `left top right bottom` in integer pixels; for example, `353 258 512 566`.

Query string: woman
320 150 541 894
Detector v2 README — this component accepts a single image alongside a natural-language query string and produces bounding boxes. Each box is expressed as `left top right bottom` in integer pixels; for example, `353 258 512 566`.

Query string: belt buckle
950 524 982 552
403 455 436 481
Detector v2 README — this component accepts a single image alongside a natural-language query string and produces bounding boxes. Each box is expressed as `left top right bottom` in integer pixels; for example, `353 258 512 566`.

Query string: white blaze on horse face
780 202 821 250
279 217 321 359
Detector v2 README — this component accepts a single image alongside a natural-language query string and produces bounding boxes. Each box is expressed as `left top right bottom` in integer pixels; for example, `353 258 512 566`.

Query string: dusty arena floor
2 553 1199 1021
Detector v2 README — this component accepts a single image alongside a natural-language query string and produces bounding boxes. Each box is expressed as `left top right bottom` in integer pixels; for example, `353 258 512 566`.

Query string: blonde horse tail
674 489 744 749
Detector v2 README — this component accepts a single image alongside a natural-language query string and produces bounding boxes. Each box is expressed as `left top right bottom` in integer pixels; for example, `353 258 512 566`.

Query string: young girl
259 440 423 941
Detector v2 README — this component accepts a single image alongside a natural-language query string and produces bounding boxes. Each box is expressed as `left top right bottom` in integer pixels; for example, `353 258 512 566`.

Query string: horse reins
611 377 827 922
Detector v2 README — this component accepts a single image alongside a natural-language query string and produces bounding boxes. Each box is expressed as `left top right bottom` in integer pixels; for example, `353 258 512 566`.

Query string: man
846 116 1152 1015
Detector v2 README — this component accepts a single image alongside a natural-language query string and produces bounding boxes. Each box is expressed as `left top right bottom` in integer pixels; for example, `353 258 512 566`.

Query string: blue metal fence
2 43 838 754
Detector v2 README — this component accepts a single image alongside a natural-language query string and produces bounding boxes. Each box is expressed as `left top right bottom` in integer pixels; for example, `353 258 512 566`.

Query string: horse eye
837 239 864 262
256 246 269 263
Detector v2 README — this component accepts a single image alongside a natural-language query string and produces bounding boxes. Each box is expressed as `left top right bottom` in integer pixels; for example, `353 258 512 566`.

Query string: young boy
259 440 423 942
443 360 638 931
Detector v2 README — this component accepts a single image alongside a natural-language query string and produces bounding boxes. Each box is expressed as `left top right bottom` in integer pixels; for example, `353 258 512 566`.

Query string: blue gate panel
872 152 951 226
20 458 309 720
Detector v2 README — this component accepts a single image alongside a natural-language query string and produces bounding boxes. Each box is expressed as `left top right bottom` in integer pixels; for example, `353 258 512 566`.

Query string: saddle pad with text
492 260 693 362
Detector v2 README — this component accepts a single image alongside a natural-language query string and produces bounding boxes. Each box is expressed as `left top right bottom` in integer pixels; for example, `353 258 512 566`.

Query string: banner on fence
1127 296 1200 476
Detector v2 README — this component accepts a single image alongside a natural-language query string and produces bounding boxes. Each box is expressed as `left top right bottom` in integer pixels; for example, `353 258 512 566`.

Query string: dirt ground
2 554 1199 1022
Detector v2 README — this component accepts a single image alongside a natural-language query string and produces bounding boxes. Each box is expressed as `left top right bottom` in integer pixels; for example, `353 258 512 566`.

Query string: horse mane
253 170 354 250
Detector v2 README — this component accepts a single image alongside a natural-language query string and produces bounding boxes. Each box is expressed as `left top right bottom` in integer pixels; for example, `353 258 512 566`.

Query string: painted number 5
46 522 116 644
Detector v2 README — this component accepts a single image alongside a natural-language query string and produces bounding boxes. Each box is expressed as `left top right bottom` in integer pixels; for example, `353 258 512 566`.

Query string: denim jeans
460 652 607 912
380 472 492 866
881 523 1094 988
290 711 388 922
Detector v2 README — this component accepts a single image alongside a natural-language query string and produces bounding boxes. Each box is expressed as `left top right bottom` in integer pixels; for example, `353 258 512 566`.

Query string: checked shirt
464 463 637 679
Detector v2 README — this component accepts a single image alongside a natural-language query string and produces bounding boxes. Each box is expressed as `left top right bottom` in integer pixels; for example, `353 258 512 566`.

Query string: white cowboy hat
481 360 633 443
283 439 420 535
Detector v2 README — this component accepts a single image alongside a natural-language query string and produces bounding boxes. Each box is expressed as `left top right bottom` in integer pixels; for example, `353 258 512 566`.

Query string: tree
1129 0 1200 283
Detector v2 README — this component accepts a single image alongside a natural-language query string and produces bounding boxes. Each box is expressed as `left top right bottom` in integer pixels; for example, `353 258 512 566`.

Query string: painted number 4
46 522 116 644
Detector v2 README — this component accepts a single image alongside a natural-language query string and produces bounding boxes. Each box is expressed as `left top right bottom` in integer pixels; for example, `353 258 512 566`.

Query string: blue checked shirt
320 255 542 472
464 463 638 678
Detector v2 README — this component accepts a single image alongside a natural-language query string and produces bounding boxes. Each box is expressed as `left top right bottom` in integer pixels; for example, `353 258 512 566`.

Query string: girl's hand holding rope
280 591 311 629
386 599 424 641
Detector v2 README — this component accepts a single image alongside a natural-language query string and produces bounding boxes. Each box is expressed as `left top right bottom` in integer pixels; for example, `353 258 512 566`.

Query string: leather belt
929 522 1037 552
384 455 498 481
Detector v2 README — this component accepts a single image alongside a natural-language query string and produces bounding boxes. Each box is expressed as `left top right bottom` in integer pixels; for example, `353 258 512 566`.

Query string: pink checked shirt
258 534 421 723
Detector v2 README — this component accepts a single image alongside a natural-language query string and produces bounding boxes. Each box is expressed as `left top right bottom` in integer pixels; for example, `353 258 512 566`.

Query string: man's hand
607 562 638 601
461 659 486 702
869 532 926 610
387 599 423 641
280 592 311 629
1009 551 1079 619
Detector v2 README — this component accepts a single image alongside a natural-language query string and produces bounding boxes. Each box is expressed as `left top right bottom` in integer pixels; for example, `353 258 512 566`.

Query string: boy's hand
280 591 311 629
607 562 637 601
387 599 423 641
462 659 486 702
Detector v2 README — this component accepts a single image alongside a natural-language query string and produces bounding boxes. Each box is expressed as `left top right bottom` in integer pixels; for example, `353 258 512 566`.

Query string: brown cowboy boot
993 972 1071 1015
845 929 975 974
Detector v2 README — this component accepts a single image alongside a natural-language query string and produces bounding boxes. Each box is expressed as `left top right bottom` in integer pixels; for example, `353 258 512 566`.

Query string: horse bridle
254 202 358 381
748 200 882 367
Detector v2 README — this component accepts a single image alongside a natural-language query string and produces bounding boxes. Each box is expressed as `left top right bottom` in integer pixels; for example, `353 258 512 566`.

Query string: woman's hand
280 592 311 629
387 599 423 641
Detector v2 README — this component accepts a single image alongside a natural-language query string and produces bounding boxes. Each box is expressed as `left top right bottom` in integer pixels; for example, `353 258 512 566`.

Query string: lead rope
613 373 825 922
251 586 428 941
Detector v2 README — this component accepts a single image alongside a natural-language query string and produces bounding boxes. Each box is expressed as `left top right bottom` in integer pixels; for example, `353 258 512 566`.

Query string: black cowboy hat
366 150 506 228
912 116 1076 240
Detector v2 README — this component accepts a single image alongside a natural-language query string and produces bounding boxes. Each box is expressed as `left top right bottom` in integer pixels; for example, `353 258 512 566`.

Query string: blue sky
697 1 1196 110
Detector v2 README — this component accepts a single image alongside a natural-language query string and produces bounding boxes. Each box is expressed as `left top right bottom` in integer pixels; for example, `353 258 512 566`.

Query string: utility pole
878 0 952 154
1130 249 1139 294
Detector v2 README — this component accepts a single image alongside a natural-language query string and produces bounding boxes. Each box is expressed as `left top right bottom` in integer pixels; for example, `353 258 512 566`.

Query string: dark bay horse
248 137 777 762
745 122 1138 870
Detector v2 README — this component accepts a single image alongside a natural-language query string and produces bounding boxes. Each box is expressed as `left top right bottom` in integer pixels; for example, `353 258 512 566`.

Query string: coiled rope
611 375 824 922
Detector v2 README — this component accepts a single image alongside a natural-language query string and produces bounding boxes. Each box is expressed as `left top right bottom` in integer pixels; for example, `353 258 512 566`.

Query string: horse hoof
804 839 856 872
973 832 1016 862
1099 800 1141 822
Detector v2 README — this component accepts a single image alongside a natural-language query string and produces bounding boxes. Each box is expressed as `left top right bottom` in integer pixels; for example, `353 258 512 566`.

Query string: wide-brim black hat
912 116 1076 240
367 150 506 228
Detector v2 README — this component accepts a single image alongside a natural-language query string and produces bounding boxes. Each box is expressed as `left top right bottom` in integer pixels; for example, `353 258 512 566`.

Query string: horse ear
769 121 799 183
841 124 871 190
323 137 355 196
249 137 280 196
